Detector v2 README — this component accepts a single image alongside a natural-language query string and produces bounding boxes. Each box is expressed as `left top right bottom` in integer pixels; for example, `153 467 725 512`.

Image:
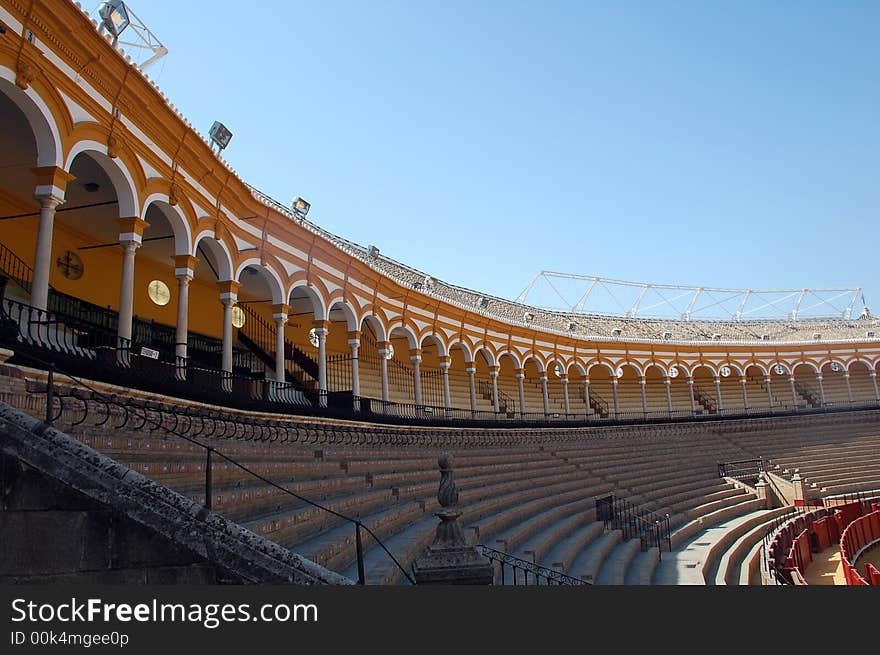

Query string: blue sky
118 1 878 315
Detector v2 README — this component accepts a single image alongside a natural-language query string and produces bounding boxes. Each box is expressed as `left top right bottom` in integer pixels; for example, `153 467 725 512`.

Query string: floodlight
209 121 233 152
98 1 130 44
291 197 310 220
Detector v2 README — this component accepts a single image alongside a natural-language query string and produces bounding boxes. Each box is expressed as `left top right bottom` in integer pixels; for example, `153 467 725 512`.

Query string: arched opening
744 365 771 410
792 363 821 408
691 365 717 414
587 363 614 418
666 363 693 415
324 299 359 397
386 325 418 406
568 362 589 417
615 363 643 416
716 364 747 413
473 347 496 412
356 315 388 402
847 361 875 403
768 363 792 408
419 334 447 408
497 352 522 416
522 356 546 416
820 361 851 406
545 358 568 418
447 341 478 412
643 364 668 415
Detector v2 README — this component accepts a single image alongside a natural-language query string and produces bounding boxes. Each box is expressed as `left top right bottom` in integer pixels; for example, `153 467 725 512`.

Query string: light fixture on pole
98 0 131 46
209 121 233 153
291 197 311 221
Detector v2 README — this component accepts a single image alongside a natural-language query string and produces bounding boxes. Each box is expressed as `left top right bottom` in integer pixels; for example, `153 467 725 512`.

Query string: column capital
686 378 694 385
488 365 499 377
466 367 476 375
515 373 525 380
312 319 331 331
347 330 362 341
842 372 850 378
32 166 75 202
272 303 291 315
409 348 422 358
348 338 361 348
663 377 671 385
174 254 198 279
869 372 877 378
611 377 619 385
175 269 193 282
217 279 241 300
539 374 548 383
117 216 150 243
638 377 646 385
120 240 139 254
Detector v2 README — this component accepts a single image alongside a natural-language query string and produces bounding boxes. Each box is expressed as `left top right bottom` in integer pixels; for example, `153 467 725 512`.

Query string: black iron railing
588 390 609 417
0 241 33 293
718 458 765 481
476 545 590 585
28 359 415 586
595 494 672 556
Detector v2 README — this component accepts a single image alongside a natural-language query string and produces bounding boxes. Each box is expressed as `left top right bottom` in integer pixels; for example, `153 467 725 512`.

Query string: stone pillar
30 166 73 311
271 305 289 384
714 378 723 413
638 376 648 415
539 374 550 416
116 240 139 360
466 366 477 415
439 357 451 410
843 372 853 403
611 377 620 417
348 331 361 400
582 379 590 418
218 280 240 392
410 348 422 407
174 257 196 380
378 341 390 409
411 455 493 585
561 376 570 417
816 374 826 406
686 377 696 414
740 377 749 411
664 378 673 414
515 368 526 418
763 375 773 408
870 372 879 402
755 476 770 510
788 376 798 406
489 366 500 413
314 321 328 407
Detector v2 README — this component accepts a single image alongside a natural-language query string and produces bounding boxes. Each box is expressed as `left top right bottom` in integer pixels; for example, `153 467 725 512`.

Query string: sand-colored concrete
803 547 845 585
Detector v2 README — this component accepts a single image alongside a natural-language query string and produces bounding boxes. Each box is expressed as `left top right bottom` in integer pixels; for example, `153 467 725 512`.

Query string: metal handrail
27 354 415 585
476 545 590 585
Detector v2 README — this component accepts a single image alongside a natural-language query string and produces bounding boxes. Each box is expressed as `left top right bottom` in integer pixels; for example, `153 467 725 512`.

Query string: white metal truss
99 4 168 71
515 271 865 321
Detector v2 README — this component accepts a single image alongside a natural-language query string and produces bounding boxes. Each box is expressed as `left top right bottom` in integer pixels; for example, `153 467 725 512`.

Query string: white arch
498 350 523 370
360 315 388 343
744 363 770 377
327 298 360 332
192 232 235 281
792 361 820 375
419 333 448 358
689 363 719 378
0 69 63 168
234 258 286 305
141 193 193 256
567 360 587 377
522 354 546 373
389 324 419 351
448 340 473 364
585 360 615 376
288 280 328 322
643 362 668 378
617 362 644 378
65 140 140 218
846 358 873 373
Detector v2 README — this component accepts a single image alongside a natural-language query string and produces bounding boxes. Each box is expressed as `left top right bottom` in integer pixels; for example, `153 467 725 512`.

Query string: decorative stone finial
437 454 458 508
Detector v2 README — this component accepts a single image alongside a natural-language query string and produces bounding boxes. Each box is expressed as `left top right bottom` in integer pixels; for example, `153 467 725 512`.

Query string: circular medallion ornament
148 279 171 306
56 250 84 280
774 364 786 375
720 365 731 378
830 362 841 373
668 365 679 378
384 343 394 360
231 305 245 328
308 328 319 348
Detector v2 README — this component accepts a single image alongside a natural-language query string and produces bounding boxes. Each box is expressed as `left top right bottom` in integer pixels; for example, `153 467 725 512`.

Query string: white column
788 376 798 406
174 271 192 379
561 376 570 416
516 370 526 418
816 375 826 406
348 338 361 398
378 346 390 407
764 376 773 408
467 366 477 415
740 377 749 411
540 374 550 416
489 367 500 413
638 377 648 415
687 378 696 414
714 378 724 412
611 378 620 417
30 194 64 312
439 359 451 410
272 312 287 383
664 378 673 414
869 372 879 402
315 327 328 407
117 239 139 360
220 296 236 391
582 379 590 418
411 352 422 407
843 372 853 403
